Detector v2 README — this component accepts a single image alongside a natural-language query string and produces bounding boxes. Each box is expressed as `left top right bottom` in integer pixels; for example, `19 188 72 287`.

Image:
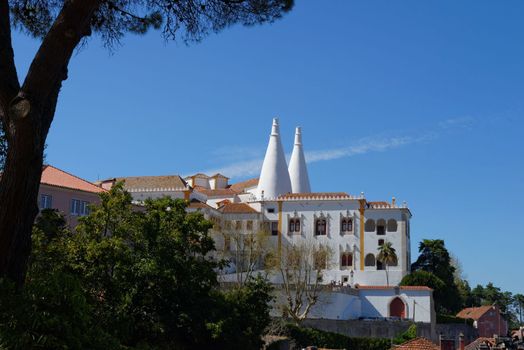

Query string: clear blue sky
12 1 524 294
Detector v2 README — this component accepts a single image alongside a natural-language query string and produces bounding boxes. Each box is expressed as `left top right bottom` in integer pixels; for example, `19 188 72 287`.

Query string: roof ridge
44 165 103 190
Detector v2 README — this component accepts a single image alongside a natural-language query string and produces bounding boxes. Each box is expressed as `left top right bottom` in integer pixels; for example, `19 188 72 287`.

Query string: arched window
288 218 301 235
365 253 375 266
341 253 353 268
365 219 375 232
389 256 398 266
315 218 327 236
341 218 353 234
377 219 386 235
387 219 398 232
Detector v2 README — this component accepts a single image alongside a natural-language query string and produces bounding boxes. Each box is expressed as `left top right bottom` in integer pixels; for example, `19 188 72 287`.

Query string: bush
437 314 474 326
392 324 417 345
283 324 391 350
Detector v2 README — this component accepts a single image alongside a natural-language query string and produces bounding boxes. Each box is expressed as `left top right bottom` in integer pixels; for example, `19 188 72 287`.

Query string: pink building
457 305 508 338
38 165 105 227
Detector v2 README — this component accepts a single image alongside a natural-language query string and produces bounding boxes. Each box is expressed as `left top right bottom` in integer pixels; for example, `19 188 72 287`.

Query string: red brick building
457 305 508 338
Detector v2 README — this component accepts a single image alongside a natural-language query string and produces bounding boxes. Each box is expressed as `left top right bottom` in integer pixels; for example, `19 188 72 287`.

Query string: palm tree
377 242 398 287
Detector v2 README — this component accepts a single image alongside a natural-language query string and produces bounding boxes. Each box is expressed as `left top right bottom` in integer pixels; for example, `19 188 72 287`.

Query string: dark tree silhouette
0 0 293 285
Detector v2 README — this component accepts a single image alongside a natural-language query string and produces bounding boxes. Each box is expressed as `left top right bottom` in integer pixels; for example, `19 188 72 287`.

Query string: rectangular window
271 221 278 236
246 220 253 230
40 194 52 209
71 199 89 216
377 225 386 235
267 208 275 213
235 220 242 230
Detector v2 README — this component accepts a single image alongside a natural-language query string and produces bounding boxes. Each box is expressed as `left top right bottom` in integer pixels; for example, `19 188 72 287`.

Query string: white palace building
100 119 435 324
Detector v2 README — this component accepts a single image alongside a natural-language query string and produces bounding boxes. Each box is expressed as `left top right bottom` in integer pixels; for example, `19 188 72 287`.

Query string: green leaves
0 182 273 349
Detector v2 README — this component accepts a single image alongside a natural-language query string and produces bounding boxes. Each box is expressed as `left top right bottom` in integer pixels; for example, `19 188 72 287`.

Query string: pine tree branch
20 0 101 118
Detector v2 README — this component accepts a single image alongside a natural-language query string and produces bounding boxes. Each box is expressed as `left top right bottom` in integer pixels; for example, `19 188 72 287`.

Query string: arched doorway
389 297 406 318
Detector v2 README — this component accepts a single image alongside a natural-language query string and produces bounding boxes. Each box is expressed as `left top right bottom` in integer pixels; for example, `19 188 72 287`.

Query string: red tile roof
41 165 105 194
356 285 433 291
457 305 494 320
391 337 439 350
218 203 259 214
194 186 238 197
229 178 259 192
464 337 495 350
278 192 351 200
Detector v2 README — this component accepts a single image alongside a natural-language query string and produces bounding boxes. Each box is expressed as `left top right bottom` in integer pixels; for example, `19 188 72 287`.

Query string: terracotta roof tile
194 186 238 197
229 178 259 192
457 306 494 320
464 337 495 350
114 175 188 190
278 192 350 200
187 201 214 210
219 203 259 214
391 337 439 350
41 165 105 194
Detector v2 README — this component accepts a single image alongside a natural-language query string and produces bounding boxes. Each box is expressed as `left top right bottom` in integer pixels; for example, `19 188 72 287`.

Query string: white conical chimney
288 126 311 193
257 118 292 199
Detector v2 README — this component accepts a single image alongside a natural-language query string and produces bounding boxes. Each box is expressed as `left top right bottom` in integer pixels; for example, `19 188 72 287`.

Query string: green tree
2 184 274 348
0 0 294 286
400 270 446 313
377 241 397 287
513 294 524 325
411 239 461 313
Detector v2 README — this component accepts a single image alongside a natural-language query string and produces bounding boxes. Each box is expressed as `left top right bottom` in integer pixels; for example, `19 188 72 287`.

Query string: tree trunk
0 0 101 285
0 106 48 285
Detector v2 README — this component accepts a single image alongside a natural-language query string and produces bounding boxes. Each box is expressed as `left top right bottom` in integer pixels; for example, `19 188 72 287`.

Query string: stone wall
436 323 478 347
302 319 435 340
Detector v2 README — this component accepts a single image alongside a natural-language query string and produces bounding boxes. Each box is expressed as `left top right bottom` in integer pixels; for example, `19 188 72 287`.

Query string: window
315 218 327 236
365 219 375 232
224 235 230 251
40 194 52 209
267 208 275 213
377 260 384 270
341 253 353 267
71 199 89 216
341 218 353 234
377 219 386 235
246 220 253 230
225 220 232 230
288 218 300 234
235 220 242 230
271 221 278 236
378 239 384 246
387 219 398 232
342 276 349 283
365 253 376 266
389 256 398 266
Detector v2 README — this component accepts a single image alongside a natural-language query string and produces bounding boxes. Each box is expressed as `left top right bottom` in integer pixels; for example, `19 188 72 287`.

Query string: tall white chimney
256 118 292 199
288 126 311 193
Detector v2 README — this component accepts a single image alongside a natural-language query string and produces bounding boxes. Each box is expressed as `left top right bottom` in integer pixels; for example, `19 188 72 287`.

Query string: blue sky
12 1 523 293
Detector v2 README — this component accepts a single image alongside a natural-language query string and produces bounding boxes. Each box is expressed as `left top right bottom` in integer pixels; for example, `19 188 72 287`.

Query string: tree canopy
0 184 274 349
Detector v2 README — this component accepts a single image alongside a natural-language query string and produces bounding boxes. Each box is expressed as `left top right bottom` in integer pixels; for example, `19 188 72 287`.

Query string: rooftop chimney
288 126 311 193
256 118 292 199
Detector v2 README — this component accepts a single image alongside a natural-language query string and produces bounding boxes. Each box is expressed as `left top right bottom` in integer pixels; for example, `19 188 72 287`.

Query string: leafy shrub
437 314 474 326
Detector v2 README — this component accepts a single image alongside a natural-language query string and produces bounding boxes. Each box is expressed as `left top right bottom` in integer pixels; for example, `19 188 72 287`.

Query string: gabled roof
218 203 259 214
41 165 105 194
391 337 439 350
114 175 188 190
229 178 259 192
210 173 229 179
194 186 238 197
464 337 496 350
457 305 495 320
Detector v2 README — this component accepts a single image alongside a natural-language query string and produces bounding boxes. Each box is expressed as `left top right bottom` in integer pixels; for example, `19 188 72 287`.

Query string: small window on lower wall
365 253 376 266
271 221 278 236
